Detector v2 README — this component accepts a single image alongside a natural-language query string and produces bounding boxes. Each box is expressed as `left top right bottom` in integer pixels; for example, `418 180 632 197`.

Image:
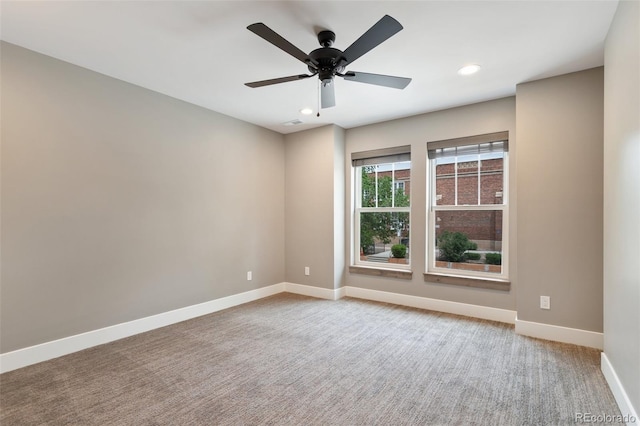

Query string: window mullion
359 207 410 213
477 155 481 205
391 163 395 208
432 204 505 212
374 167 379 208
454 150 458 206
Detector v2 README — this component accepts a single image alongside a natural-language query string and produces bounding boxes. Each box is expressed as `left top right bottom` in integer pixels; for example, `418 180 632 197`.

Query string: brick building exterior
434 158 504 251
435 158 503 205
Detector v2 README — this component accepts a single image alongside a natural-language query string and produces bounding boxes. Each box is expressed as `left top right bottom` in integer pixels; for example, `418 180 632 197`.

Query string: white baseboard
515 318 603 349
1 282 605 375
284 282 346 300
0 283 285 374
344 286 517 324
601 353 639 425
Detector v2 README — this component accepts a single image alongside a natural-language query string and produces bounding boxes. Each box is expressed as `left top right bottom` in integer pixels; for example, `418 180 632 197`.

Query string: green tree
360 166 410 253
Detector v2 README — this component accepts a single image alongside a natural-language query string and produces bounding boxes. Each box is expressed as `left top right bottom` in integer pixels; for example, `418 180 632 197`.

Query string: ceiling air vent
282 119 304 126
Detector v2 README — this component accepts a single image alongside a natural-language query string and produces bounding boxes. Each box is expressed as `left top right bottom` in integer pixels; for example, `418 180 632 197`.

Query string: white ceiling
1 1 618 134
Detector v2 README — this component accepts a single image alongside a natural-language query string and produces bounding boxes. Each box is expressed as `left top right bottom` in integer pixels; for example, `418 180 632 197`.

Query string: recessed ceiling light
300 108 313 115
458 64 481 76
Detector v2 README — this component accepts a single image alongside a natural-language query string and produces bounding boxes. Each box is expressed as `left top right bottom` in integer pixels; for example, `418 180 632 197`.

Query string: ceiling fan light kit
245 15 412 110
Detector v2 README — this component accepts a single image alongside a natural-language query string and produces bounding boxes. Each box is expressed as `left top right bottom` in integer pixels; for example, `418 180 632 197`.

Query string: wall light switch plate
304 267 310 276
247 271 252 281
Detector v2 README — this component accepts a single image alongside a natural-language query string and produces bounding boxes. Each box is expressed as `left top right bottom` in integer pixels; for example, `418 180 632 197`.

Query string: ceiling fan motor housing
308 30 345 83
309 47 345 82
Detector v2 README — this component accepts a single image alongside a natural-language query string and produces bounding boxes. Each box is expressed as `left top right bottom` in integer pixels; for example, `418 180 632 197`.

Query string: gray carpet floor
0 293 621 425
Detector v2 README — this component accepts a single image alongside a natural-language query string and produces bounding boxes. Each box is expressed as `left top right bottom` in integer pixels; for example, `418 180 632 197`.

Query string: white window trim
425 149 509 281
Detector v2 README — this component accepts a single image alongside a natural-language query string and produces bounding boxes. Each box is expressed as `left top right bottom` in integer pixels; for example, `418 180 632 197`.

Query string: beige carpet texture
0 293 621 425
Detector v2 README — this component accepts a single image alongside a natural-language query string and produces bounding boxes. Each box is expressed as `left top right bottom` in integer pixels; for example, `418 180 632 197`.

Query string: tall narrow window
353 146 411 269
427 132 508 279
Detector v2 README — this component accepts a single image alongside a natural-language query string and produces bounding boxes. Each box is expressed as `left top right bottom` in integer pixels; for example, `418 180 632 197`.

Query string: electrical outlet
247 271 252 281
304 266 310 276
540 296 550 310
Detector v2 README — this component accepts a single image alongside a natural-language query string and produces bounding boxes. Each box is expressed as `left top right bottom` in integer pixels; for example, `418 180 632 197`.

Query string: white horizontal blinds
427 132 508 159
430 141 506 160
352 145 411 166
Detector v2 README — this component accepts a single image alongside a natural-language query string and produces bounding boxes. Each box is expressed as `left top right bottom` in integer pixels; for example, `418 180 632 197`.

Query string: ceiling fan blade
245 74 313 88
341 15 403 67
321 80 336 108
247 23 316 66
342 71 411 89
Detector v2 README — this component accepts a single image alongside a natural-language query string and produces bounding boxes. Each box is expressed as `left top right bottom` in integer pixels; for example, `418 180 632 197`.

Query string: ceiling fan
244 15 412 109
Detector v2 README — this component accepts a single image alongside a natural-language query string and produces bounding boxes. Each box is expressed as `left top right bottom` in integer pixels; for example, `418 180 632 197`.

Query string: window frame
352 148 411 271
426 133 509 281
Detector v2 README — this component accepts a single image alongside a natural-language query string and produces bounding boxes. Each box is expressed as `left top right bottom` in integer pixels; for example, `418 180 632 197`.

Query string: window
394 181 405 192
427 132 508 280
353 146 411 269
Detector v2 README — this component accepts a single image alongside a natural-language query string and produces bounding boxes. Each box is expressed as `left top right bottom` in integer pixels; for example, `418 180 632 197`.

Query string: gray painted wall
515 67 604 332
1 42 285 353
344 98 517 310
284 125 345 289
603 0 640 413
